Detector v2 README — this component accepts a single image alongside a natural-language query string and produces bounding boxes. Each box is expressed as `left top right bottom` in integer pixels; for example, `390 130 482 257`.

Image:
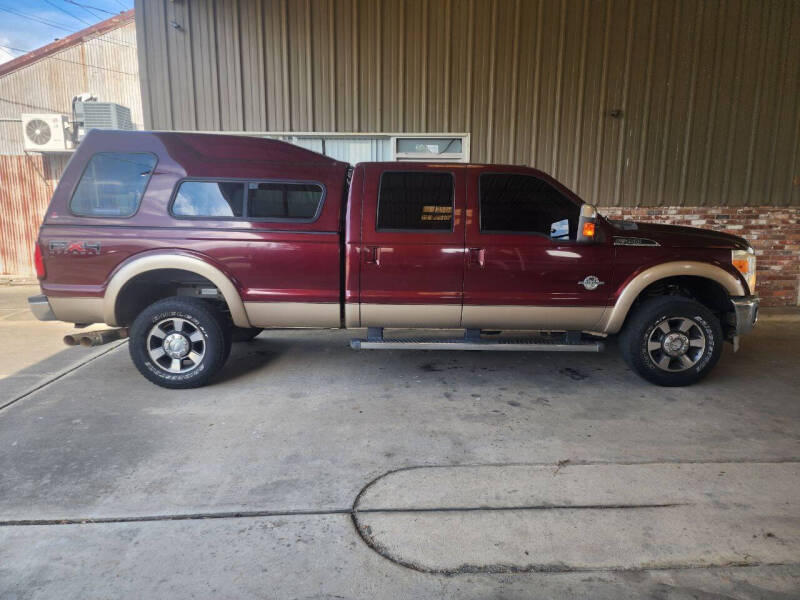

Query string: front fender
599 261 746 334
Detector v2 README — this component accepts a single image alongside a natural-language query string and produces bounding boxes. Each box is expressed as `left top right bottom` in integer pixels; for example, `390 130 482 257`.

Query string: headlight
732 247 756 293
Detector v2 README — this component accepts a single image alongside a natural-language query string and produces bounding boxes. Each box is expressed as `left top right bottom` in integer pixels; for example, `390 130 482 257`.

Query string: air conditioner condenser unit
21 114 73 152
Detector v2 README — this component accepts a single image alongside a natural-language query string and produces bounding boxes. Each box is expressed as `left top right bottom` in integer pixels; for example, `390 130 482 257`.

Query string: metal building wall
139 0 797 208
0 20 142 154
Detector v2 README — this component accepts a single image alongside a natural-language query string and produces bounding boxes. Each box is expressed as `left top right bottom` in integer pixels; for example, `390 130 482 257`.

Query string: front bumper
731 295 759 336
28 295 56 321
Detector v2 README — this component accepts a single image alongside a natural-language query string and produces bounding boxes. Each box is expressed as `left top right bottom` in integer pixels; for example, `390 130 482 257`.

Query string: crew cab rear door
359 164 466 328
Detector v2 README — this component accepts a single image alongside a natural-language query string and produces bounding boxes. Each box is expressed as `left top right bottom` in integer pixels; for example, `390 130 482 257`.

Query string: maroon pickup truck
29 130 758 388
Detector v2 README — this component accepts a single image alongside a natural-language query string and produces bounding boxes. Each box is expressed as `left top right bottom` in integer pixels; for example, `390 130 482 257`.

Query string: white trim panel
462 305 607 331
360 304 462 328
50 297 104 324
344 302 361 328
244 302 340 328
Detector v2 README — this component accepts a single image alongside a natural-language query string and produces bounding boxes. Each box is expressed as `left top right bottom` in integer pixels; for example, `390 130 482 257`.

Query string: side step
350 328 604 352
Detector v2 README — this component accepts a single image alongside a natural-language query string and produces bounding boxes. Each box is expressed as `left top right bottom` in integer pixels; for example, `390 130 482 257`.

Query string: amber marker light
731 248 757 293
582 222 596 238
732 258 749 273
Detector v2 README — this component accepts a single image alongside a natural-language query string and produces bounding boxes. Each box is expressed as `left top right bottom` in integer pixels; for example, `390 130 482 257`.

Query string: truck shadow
211 338 283 384
208 323 778 390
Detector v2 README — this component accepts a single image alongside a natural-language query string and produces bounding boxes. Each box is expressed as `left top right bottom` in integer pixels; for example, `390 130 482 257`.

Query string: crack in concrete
0 340 128 412
12 500 792 577
0 502 687 528
354 459 800 477
357 502 688 513
0 508 353 527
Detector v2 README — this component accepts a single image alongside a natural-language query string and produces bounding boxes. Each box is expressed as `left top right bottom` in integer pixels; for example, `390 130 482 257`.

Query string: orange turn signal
581 222 596 238
732 258 749 275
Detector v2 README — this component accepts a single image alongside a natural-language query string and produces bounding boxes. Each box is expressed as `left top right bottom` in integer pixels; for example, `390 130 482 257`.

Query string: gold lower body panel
49 297 105 324
47 297 608 333
359 303 462 328
461 305 606 331
244 302 340 328
358 303 607 331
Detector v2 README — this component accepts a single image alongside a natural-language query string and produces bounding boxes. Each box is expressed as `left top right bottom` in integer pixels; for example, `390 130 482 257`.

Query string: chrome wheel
646 316 706 372
147 317 206 374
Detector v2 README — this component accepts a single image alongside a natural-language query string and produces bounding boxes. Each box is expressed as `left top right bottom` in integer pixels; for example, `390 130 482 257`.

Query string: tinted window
247 182 323 220
70 152 156 217
172 181 244 217
480 173 579 239
377 172 453 231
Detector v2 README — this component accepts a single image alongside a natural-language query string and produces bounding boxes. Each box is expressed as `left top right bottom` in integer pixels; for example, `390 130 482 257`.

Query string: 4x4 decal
49 241 101 256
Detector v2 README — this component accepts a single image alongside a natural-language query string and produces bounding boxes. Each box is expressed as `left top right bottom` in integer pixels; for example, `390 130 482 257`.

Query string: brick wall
598 207 800 307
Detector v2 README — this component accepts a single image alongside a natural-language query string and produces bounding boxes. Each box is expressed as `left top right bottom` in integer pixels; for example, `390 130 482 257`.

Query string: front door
359 165 466 328
462 168 614 330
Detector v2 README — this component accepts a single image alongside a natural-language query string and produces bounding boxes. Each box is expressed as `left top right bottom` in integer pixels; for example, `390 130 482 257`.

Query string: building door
359 165 467 328
462 168 614 331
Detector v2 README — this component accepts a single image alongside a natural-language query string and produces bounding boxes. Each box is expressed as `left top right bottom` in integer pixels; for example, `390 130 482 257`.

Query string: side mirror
550 218 570 240
577 204 598 243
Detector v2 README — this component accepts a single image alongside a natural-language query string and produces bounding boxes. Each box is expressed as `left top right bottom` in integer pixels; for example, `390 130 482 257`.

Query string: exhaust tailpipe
63 328 129 348
63 334 80 346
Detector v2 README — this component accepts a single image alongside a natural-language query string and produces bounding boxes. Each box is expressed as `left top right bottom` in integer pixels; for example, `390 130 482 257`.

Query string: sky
0 0 133 65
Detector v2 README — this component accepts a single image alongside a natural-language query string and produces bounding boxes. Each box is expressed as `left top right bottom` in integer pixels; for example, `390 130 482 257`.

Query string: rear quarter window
247 182 324 221
172 181 245 218
70 152 157 218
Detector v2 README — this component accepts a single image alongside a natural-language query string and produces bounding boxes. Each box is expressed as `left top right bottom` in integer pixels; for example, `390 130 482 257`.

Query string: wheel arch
104 253 251 328
601 261 745 334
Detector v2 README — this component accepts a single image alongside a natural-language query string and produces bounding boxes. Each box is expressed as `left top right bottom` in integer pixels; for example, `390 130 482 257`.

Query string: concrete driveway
1 285 799 599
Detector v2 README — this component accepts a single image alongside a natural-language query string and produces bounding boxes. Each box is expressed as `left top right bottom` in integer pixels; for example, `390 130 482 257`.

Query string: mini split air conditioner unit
21 114 73 152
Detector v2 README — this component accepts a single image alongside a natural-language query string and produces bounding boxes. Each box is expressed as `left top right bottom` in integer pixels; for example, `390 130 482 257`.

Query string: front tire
129 297 229 389
619 296 723 387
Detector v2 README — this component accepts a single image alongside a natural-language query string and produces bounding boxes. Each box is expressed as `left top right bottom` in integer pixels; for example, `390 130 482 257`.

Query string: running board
350 329 604 352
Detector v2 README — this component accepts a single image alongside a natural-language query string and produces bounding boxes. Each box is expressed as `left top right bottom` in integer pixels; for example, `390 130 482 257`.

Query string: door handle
468 247 485 268
364 245 381 265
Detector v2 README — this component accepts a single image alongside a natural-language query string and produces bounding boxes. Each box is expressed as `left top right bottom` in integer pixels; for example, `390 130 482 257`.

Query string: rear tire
129 297 229 389
619 296 723 387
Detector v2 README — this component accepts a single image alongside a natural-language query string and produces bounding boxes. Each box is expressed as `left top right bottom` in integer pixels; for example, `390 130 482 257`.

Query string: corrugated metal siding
0 21 143 154
147 0 800 206
0 155 67 276
267 135 394 163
